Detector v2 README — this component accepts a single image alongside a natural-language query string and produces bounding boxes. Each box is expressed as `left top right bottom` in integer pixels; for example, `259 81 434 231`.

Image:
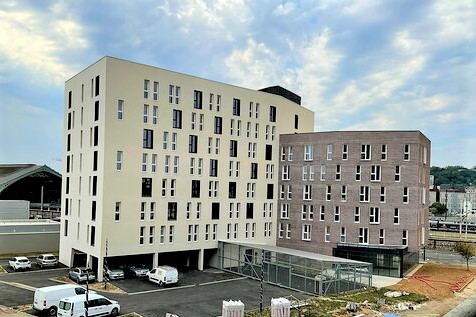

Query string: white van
57 294 120 317
146 266 178 286
33 284 96 316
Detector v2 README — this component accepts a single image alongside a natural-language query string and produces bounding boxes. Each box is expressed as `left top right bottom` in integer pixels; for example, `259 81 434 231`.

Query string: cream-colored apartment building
60 56 314 279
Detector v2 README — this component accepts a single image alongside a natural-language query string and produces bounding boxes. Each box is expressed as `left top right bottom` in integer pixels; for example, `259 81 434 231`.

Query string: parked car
9 256 31 271
33 284 95 316
104 266 124 280
68 267 96 283
146 266 178 286
124 264 149 278
58 293 119 317
36 254 58 268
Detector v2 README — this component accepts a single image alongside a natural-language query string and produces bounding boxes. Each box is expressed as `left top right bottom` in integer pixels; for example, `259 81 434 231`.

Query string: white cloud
0 5 88 85
344 114 397 131
273 2 296 16
432 0 476 44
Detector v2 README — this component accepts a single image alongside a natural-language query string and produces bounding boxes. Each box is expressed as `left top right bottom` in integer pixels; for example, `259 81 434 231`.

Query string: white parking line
128 284 196 295
198 276 248 286
0 280 36 292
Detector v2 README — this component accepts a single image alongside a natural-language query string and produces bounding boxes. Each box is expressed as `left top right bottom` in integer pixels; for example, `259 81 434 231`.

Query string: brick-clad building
277 131 430 277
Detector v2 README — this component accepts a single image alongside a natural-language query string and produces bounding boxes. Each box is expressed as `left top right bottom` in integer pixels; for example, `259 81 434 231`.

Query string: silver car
69 267 96 283
104 266 124 280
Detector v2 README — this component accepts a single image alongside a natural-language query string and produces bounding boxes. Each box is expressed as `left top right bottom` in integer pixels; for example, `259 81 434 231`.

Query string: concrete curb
443 293 476 317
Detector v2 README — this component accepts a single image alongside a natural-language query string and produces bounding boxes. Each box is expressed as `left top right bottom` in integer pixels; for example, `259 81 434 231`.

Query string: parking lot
0 257 67 274
0 266 309 317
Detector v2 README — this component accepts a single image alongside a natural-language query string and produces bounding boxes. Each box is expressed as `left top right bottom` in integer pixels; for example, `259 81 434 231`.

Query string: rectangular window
379 229 385 245
294 115 299 129
139 226 145 245
214 116 222 134
142 178 152 197
285 223 291 239
188 135 198 153
269 105 276 122
402 230 408 246
267 184 274 199
170 179 176 196
143 129 153 149
403 187 409 203
169 225 174 243
150 202 155 220
327 144 333 160
354 207 360 223
143 104 149 123
288 146 293 161
142 153 148 172
359 186 370 202
160 226 165 244
287 185 292 200
228 182 236 199
335 165 341 181
380 187 386 203
91 201 96 221
340 227 346 243
143 79 149 99
152 106 158 124
210 159 218 177
114 202 121 221
232 98 241 116
369 207 380 224
303 185 312 201
326 185 331 201
167 202 177 221
199 114 204 131
334 206 340 222
95 75 100 96
280 204 289 219
230 140 238 157
359 227 369 244
173 156 179 174
149 226 155 244
342 144 348 160
281 165 290 180
117 100 124 120
304 145 314 161
93 126 98 146
302 224 311 241
151 154 157 173
254 123 259 138
381 144 387 161
172 110 182 128
209 94 214 111
194 90 203 109
164 155 170 173
68 90 72 108
212 202 220 219
319 205 325 221
371 165 381 181
341 185 347 202
361 144 371 160
325 226 330 242
404 144 410 161
355 165 361 181
265 144 272 161
250 163 258 179
320 165 326 181
153 81 159 100
116 151 123 171
423 146 428 165
395 165 401 182
217 95 221 112
191 180 200 198
163 131 169 149
394 208 400 224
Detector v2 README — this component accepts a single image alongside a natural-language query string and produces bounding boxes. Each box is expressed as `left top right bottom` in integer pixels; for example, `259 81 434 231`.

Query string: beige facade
60 56 314 279
277 131 431 255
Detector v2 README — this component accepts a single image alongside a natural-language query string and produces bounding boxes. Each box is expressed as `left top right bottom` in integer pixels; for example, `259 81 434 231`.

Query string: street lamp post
85 267 90 317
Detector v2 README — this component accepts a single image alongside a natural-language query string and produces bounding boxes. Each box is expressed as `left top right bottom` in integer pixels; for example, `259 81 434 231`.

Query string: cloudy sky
0 0 475 172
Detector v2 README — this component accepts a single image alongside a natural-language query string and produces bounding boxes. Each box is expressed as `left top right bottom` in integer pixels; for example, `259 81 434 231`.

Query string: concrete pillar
198 249 204 271
96 256 104 282
152 253 159 268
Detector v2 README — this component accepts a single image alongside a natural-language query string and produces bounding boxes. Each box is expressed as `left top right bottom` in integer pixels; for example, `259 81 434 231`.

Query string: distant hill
431 166 476 187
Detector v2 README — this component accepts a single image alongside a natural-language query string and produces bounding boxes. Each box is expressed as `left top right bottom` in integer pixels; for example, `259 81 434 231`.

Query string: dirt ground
389 263 476 317
389 263 475 300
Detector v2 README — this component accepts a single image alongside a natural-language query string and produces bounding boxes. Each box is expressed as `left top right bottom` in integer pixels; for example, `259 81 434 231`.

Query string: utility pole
85 268 89 317
259 249 264 315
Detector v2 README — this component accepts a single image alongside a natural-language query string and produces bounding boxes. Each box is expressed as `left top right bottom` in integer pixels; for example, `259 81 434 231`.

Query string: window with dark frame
91 201 96 221
210 159 218 177
191 180 200 198
212 202 220 219
265 144 272 160
95 75 99 96
93 151 98 171
230 140 237 157
232 98 241 116
143 129 153 149
93 126 98 146
267 184 274 199
167 202 177 220
189 135 198 153
246 203 254 219
142 178 152 197
251 163 258 179
172 109 182 128
229 182 236 199
94 101 99 121
194 90 203 109
214 116 222 134
269 106 276 122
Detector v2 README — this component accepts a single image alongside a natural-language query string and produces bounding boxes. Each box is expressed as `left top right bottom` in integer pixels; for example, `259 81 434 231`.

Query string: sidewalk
0 306 33 317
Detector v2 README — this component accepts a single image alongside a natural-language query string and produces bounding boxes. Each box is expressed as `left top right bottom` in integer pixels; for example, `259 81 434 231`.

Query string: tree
429 202 447 216
454 242 476 271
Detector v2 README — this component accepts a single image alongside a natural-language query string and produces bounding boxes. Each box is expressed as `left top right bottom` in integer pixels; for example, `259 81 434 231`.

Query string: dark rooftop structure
259 86 301 105
0 164 61 206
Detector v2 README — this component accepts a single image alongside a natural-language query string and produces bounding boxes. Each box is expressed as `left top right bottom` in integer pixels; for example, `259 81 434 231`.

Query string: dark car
124 264 149 278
